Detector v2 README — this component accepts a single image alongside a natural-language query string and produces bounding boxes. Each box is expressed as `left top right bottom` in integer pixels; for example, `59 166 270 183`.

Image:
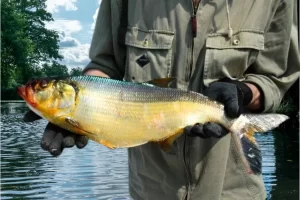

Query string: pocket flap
125 27 174 50
206 31 264 50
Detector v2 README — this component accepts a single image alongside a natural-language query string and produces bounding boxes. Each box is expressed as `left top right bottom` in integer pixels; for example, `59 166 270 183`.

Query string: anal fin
157 128 184 152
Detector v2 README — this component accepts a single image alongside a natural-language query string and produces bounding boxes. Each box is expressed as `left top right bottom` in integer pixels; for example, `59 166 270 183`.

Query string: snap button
143 39 148 47
233 38 240 45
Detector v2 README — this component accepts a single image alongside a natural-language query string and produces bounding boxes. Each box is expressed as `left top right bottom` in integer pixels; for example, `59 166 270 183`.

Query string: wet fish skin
17 76 289 174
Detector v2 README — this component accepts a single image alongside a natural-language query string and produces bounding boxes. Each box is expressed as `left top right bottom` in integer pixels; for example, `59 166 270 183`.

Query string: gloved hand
187 78 253 138
23 110 88 156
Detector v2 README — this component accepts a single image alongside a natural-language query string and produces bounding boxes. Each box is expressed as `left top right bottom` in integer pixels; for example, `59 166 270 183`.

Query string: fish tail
230 114 289 174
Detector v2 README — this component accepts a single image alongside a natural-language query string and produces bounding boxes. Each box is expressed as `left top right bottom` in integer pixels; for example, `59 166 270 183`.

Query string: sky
45 0 102 70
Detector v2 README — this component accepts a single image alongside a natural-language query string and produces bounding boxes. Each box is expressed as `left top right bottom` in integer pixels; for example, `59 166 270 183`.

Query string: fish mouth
17 86 26 99
17 86 36 107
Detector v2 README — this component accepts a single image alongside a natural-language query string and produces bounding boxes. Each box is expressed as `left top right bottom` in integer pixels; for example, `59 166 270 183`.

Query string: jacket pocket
203 31 264 86
124 27 174 82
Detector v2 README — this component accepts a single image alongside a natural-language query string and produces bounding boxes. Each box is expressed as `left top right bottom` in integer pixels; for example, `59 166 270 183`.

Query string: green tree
70 67 83 76
1 0 63 88
1 1 32 88
42 61 69 77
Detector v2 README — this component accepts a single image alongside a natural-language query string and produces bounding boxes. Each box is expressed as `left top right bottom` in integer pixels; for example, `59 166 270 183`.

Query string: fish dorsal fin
146 78 176 88
157 128 184 152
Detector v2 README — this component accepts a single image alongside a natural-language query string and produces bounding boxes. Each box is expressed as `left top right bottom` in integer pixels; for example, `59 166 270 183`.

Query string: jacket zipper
183 2 201 198
186 0 201 81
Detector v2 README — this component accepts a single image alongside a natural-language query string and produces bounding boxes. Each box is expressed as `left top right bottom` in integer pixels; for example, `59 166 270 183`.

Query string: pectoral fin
65 117 92 136
65 117 82 128
65 117 119 149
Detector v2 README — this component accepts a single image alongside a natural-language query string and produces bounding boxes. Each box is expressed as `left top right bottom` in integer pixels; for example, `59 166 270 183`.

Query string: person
25 0 300 199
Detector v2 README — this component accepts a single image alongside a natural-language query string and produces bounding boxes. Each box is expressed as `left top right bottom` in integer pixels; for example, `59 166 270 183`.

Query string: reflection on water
1 102 299 199
1 102 130 200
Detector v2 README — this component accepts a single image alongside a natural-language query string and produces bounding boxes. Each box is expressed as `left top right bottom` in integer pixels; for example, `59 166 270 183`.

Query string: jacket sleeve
244 0 300 112
83 0 126 80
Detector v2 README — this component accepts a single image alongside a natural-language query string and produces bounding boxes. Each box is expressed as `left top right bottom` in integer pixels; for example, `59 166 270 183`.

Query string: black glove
187 78 253 138
23 110 88 156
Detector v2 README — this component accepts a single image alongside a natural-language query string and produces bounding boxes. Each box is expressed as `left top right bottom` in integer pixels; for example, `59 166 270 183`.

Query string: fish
17 76 288 174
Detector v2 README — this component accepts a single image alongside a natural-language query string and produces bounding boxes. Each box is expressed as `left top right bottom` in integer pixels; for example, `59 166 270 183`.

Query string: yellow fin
99 140 116 149
84 133 117 149
146 77 176 88
64 117 94 136
157 128 184 152
65 117 81 128
65 117 118 149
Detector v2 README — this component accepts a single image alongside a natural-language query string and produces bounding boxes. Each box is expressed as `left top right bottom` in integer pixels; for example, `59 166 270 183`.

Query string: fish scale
67 77 213 147
17 76 289 174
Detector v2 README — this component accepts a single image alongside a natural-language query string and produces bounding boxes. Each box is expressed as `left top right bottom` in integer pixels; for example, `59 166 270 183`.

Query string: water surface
1 103 298 199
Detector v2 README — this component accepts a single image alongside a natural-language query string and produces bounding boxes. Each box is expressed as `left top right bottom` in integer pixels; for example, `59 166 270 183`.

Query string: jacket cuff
83 61 123 80
219 77 253 106
244 74 281 113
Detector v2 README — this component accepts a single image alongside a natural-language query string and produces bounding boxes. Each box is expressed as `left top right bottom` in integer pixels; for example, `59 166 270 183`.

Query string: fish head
17 78 77 118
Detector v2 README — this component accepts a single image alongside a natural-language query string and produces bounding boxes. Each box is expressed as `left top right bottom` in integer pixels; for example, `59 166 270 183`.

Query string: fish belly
68 89 215 148
73 101 202 147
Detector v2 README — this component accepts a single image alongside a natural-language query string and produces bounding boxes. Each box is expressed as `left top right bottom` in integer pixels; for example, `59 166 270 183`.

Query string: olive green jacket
84 0 300 199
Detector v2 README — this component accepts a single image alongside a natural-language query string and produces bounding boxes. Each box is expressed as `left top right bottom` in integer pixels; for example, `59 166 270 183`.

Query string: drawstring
225 0 233 38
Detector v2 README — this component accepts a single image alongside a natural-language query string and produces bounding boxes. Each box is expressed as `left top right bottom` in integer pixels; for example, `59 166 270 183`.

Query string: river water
1 102 299 199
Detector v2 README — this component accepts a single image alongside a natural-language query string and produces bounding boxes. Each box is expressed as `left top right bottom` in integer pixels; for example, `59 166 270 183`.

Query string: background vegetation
1 0 299 126
1 0 82 99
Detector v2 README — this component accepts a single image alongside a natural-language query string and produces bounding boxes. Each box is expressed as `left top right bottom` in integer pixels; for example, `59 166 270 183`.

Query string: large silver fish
17 76 288 174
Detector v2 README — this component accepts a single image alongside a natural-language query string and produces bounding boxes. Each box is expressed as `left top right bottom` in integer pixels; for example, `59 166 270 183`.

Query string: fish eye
39 79 49 88
30 80 38 87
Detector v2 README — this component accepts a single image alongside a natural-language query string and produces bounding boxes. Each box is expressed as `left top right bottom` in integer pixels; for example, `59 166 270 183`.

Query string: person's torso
123 0 276 92
122 1 278 199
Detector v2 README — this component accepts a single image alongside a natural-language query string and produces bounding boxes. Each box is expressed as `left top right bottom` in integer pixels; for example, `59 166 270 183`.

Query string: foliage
70 67 83 76
276 97 297 116
276 79 299 130
42 61 69 77
276 79 299 117
1 0 63 88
